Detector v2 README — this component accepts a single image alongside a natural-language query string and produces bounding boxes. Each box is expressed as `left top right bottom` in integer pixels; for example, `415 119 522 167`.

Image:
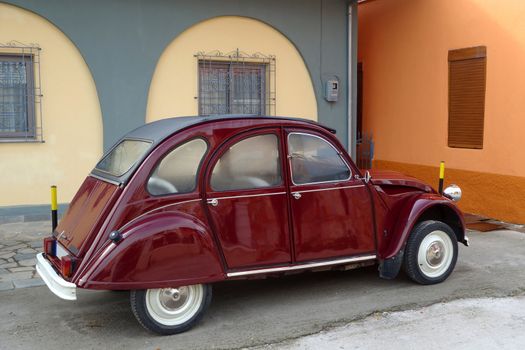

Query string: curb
0 204 68 224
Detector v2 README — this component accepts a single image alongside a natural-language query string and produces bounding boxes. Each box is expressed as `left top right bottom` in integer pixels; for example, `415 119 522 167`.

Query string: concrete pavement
0 229 524 349
261 296 525 350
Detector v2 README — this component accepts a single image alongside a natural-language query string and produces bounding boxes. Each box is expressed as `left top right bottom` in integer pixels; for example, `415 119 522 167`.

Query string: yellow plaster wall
147 16 317 122
0 3 102 206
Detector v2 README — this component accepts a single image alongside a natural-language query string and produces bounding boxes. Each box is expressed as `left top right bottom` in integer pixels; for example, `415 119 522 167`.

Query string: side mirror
355 170 372 184
364 170 372 184
443 184 462 202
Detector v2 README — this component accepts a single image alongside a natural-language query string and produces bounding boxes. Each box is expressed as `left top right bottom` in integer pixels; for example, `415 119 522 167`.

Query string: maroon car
36 115 468 335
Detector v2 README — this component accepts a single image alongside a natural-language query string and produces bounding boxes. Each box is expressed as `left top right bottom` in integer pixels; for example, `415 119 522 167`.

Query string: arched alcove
147 16 317 122
0 3 103 205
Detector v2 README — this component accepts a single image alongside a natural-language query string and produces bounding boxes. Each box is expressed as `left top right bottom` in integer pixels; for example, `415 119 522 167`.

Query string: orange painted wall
358 0 525 222
374 160 525 224
358 0 525 176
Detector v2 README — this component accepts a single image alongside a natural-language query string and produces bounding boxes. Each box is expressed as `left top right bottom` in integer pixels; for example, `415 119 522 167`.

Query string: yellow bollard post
51 185 58 232
438 161 445 194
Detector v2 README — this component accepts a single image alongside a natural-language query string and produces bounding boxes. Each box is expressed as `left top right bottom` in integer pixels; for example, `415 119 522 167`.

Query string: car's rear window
95 139 151 177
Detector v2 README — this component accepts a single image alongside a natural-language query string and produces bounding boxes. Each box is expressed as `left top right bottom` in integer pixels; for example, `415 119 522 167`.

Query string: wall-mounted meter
324 78 339 102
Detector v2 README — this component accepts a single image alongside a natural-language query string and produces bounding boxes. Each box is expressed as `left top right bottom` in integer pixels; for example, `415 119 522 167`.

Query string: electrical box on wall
324 78 339 102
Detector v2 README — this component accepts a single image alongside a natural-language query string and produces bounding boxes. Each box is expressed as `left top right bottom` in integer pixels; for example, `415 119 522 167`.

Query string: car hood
369 170 436 193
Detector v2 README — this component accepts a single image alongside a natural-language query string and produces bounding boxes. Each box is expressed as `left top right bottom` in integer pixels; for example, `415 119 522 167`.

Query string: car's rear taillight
61 255 74 278
44 237 55 256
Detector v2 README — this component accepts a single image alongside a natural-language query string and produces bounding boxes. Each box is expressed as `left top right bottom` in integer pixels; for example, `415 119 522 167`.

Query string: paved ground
0 229 524 349
0 239 44 290
0 221 49 291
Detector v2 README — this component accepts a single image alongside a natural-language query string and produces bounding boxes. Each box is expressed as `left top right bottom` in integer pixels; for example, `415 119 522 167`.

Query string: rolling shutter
448 46 486 149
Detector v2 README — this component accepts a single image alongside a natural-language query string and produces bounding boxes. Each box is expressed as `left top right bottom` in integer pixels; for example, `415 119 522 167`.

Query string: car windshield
95 139 151 177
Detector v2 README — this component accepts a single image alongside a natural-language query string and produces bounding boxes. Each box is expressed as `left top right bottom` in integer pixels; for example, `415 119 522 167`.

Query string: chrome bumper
35 253 77 301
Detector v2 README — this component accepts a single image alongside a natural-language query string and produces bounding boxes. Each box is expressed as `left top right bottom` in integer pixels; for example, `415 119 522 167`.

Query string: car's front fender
378 193 466 279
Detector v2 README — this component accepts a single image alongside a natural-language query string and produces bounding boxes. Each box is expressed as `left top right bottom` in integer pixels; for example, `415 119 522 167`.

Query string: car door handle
292 192 302 200
207 198 219 206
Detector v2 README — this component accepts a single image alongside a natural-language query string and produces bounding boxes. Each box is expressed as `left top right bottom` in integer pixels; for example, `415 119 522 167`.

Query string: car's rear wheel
130 284 212 335
404 220 458 285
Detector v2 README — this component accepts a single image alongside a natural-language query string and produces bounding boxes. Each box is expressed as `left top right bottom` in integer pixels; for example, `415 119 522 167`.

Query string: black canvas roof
124 115 336 145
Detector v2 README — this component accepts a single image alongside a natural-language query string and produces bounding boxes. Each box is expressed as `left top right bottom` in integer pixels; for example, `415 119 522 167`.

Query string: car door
285 130 376 262
204 129 292 269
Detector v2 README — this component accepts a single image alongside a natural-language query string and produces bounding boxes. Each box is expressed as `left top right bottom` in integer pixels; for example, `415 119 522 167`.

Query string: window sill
0 138 45 144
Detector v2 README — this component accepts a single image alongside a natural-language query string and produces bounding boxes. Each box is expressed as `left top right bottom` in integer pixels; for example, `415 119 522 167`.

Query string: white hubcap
417 230 453 278
145 285 204 326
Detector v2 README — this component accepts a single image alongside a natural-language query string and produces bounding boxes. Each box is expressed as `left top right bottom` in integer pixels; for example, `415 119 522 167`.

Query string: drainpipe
347 0 358 159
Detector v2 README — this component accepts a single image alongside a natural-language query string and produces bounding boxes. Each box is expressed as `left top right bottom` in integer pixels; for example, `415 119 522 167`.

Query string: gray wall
3 0 351 150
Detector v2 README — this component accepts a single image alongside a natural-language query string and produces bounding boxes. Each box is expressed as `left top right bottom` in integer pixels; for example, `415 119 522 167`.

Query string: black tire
130 284 212 335
403 220 458 285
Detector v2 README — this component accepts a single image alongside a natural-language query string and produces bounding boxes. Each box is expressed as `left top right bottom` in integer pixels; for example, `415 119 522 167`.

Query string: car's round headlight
443 184 462 202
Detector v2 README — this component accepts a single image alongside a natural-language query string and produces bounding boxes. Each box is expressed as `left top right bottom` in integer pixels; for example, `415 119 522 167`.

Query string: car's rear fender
76 211 225 290
378 193 466 279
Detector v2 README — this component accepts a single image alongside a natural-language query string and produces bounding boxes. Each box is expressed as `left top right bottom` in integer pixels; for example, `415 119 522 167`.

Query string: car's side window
147 138 208 196
288 133 351 185
211 134 282 191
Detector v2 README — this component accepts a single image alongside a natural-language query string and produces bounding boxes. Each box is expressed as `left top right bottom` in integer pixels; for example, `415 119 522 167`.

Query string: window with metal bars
0 54 35 139
196 50 276 117
199 61 267 116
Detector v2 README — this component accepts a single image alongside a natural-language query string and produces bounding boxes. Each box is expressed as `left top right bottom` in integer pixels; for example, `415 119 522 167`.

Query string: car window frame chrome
145 136 210 198
94 137 153 177
90 137 153 185
208 131 285 193
286 132 353 186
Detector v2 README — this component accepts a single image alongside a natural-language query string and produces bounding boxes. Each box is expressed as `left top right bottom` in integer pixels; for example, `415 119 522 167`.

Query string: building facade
0 0 358 216
358 0 525 223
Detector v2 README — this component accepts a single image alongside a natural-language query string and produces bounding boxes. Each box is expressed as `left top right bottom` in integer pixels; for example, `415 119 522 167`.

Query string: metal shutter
448 46 486 149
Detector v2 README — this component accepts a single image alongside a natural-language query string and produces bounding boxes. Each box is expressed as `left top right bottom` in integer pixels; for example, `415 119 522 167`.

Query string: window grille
0 41 43 142
196 50 276 116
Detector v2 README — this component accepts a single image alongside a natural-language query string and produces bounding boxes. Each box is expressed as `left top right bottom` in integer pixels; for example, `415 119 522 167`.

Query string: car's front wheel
130 284 212 335
404 220 458 285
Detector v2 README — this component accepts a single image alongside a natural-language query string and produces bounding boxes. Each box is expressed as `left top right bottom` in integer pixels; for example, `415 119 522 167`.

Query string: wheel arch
415 204 466 246
379 193 466 279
